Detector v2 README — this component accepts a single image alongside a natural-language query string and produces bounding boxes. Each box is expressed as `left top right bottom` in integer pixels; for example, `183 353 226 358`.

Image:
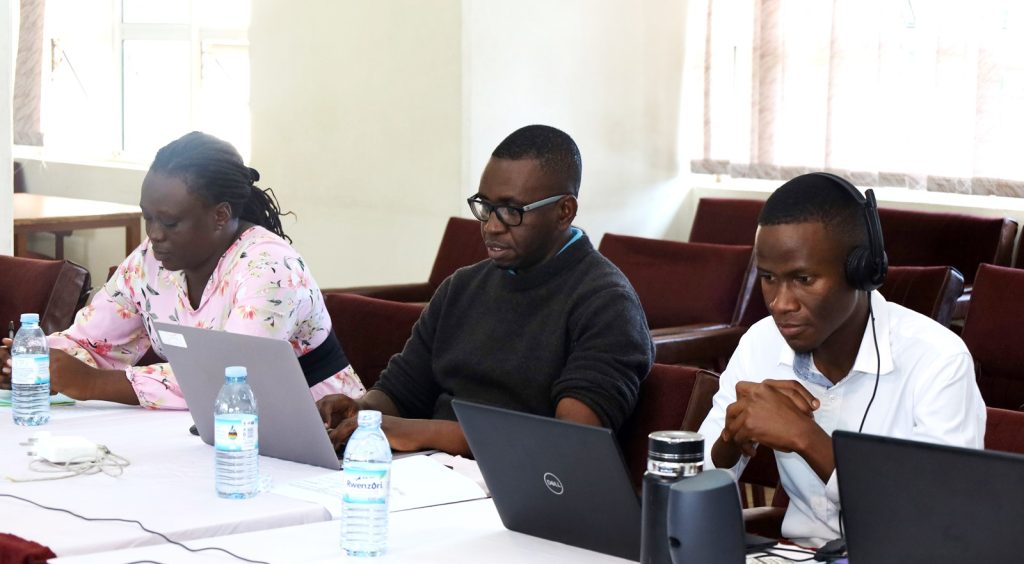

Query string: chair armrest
652 325 748 369
322 282 435 303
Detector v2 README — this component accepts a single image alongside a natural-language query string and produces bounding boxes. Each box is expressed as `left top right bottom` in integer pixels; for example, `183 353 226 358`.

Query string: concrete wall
1 0 13 256
15 1 1023 286
463 0 691 245
249 1 465 288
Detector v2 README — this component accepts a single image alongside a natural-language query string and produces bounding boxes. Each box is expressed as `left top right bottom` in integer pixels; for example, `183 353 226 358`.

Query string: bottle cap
20 313 39 323
224 366 247 379
357 410 382 427
648 430 704 463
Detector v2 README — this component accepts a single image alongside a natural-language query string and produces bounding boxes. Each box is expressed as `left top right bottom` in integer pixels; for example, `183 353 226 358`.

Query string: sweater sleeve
371 281 445 419
550 284 654 431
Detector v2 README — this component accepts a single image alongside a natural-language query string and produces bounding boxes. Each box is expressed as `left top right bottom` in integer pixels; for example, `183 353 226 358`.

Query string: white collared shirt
698 291 986 547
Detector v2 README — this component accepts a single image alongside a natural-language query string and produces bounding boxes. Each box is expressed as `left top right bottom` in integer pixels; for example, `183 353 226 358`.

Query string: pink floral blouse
49 226 366 409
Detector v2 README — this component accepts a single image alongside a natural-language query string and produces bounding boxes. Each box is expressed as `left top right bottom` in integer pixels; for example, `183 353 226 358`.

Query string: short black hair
492 125 582 196
758 172 867 249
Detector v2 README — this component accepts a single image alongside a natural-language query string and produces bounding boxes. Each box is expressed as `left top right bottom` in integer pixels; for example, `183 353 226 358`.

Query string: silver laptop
152 322 341 470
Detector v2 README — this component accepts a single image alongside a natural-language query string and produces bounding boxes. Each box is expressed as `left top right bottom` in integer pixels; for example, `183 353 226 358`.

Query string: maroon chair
878 266 964 328
658 366 787 538
0 255 91 335
0 532 55 563
618 363 701 490
878 208 1016 322
324 293 425 389
985 407 1024 454
878 209 1016 288
688 198 765 246
598 233 758 370
961 264 1024 410
325 217 487 302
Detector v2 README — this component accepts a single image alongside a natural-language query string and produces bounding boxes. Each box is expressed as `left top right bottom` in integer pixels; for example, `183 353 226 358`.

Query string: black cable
761 547 819 561
0 494 270 564
838 296 883 545
858 299 881 433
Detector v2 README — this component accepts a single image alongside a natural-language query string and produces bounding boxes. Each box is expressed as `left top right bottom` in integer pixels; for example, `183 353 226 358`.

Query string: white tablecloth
0 402 336 557
51 497 635 563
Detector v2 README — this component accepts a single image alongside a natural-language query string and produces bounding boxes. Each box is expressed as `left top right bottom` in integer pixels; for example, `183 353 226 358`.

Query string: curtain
13 0 45 146
687 0 1024 197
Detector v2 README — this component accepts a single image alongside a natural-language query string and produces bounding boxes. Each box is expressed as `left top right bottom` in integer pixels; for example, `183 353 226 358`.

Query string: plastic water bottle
11 313 50 426
341 410 392 557
214 365 259 499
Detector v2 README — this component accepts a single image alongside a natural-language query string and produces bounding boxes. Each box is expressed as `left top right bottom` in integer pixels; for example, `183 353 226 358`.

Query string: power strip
23 432 102 463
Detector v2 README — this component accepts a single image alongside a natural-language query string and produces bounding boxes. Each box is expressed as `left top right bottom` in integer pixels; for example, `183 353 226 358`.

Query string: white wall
15 2 1023 286
249 1 464 288
463 0 691 244
1 0 13 256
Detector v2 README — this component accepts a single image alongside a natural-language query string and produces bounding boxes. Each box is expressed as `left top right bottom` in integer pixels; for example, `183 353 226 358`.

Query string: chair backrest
426 217 489 288
0 255 91 335
324 292 425 389
689 198 765 246
598 233 755 330
985 407 1024 454
619 363 700 489
961 264 1024 410
877 208 1017 285
688 198 1018 288
878 265 965 328
681 369 720 432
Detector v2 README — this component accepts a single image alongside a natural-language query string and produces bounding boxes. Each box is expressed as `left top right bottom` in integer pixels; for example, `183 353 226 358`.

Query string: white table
51 497 635 563
0 402 337 557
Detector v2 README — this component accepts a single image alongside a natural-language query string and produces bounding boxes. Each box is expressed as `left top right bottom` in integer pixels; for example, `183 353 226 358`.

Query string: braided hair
149 131 292 242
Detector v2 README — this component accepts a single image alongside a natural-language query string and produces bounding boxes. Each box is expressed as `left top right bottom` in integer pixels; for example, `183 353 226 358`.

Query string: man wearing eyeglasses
317 125 654 456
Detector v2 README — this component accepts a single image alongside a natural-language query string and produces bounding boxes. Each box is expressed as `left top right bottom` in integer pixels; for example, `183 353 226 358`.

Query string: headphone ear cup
846 246 872 291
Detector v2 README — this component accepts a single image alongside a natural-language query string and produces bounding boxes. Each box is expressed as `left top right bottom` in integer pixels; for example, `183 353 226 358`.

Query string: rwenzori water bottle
11 313 50 426
341 410 392 557
214 365 259 499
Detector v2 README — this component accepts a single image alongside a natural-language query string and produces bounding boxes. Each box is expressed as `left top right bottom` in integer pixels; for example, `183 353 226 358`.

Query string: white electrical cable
6 439 130 483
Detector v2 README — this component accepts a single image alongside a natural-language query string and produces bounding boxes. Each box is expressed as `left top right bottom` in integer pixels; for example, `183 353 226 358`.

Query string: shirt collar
778 291 895 385
506 226 583 276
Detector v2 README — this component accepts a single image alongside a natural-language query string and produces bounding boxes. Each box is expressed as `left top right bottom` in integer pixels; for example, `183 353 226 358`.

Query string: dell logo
543 472 564 495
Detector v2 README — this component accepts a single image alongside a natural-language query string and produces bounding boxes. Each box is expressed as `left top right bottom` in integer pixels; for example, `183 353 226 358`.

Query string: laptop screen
834 430 1024 563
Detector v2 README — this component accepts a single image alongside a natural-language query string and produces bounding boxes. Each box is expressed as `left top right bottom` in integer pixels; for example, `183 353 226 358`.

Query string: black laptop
834 430 1024 563
453 399 772 561
453 399 642 559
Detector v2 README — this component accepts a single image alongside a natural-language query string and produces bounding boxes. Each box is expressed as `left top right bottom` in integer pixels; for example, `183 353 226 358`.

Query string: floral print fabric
49 226 366 408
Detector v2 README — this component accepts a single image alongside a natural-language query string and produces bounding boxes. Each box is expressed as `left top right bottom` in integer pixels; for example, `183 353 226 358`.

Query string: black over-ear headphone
809 172 888 292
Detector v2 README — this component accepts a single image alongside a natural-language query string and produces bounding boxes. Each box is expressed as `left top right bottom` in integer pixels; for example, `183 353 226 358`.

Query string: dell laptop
453 399 773 561
453 398 642 560
152 322 342 470
834 430 1024 563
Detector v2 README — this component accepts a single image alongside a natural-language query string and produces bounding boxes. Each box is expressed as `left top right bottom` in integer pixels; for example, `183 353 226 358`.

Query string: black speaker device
666 469 746 564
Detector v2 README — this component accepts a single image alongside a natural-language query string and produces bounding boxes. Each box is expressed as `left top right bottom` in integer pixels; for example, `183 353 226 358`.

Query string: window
683 0 1024 197
19 0 250 162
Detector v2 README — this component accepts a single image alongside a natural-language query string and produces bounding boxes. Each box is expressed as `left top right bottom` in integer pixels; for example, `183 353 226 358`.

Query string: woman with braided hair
0 131 365 407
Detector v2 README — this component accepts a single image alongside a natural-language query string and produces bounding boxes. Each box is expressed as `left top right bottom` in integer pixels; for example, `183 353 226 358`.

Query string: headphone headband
808 172 888 291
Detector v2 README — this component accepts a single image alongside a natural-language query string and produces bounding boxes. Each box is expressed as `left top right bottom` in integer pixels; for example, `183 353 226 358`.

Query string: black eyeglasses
466 194 568 227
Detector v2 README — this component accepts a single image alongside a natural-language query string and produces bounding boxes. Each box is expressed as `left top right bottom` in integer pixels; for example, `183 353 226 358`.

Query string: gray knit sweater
373 233 654 431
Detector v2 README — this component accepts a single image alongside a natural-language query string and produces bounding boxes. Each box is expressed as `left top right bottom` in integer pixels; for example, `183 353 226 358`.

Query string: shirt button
828 395 837 402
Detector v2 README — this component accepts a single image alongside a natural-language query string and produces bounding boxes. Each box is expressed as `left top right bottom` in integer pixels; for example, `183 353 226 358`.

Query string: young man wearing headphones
697 173 986 547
